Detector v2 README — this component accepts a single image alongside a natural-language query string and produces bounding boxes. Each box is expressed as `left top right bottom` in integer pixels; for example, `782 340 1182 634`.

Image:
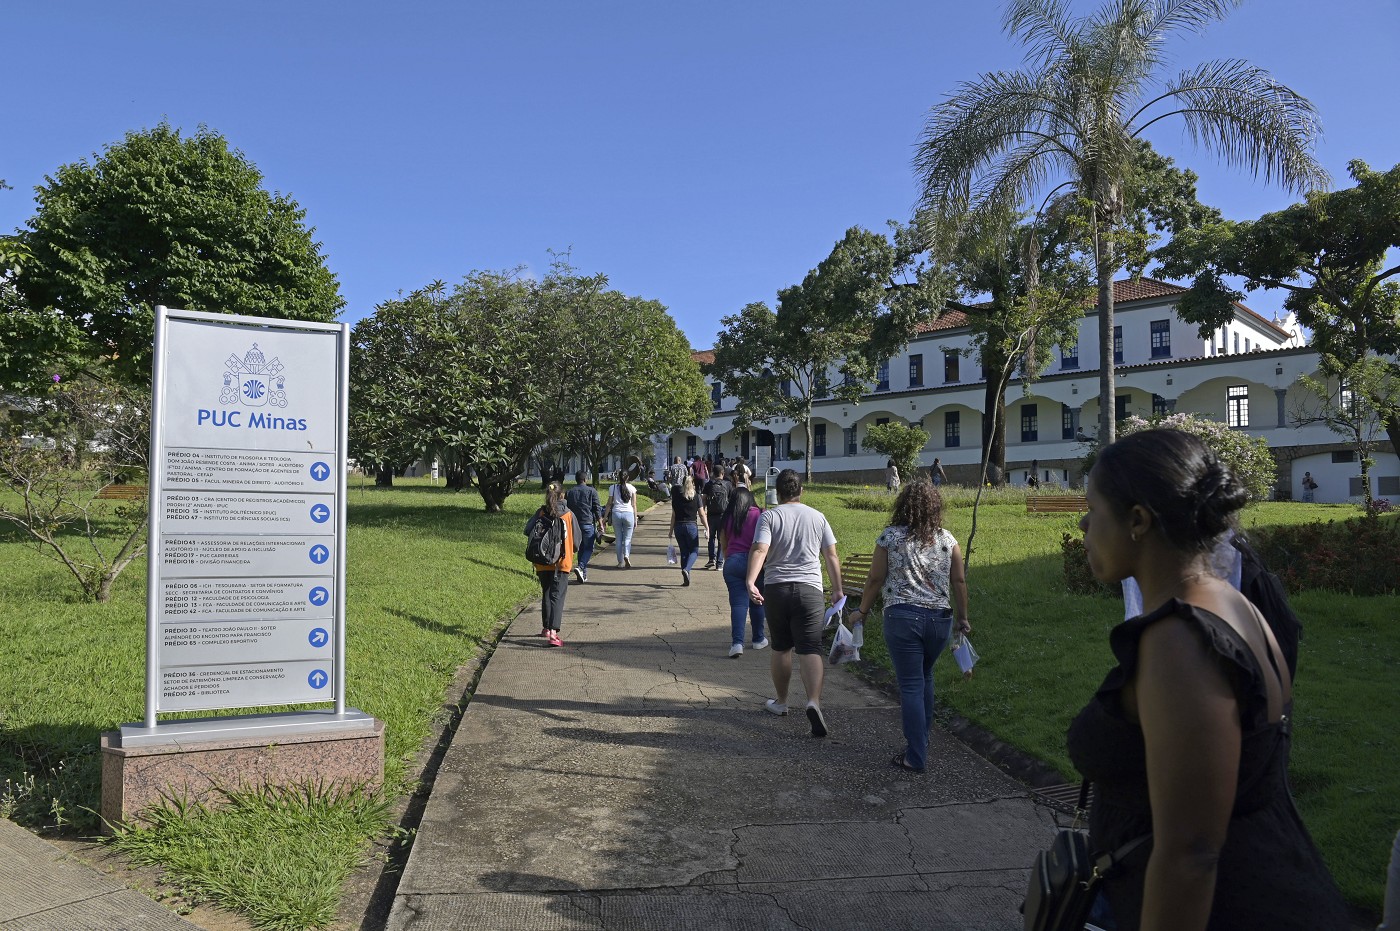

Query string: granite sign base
99 710 384 830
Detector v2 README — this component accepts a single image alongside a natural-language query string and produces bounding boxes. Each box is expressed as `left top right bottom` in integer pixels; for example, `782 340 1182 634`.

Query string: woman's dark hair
725 486 759 537
889 479 943 546
1093 428 1248 552
544 481 565 514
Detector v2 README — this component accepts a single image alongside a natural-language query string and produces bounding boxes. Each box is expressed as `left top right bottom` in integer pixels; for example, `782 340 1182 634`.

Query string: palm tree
914 0 1326 446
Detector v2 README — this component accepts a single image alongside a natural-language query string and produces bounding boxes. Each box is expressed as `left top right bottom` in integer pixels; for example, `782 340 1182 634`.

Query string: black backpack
706 480 731 516
525 509 565 564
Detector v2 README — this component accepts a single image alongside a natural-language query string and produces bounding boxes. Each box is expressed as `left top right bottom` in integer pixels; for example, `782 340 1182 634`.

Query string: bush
1061 533 1120 597
1247 515 1400 595
1088 413 1276 500
1368 498 1394 516
842 493 893 512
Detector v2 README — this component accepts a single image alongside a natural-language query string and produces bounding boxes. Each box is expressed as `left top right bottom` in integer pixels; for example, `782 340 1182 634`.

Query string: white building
674 278 1399 504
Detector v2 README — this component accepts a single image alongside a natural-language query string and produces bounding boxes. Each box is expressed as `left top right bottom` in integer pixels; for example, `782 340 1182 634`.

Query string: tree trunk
980 377 1007 483
375 465 394 487
803 398 815 484
1096 235 1117 447
479 476 511 512
444 465 467 490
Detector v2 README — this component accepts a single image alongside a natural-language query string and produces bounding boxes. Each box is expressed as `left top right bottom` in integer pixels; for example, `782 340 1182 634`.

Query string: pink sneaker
547 632 564 647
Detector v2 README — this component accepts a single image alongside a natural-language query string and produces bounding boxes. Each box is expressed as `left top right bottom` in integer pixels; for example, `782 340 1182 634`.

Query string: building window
1150 320 1171 359
1349 476 1369 497
1020 403 1038 442
711 381 722 409
875 417 889 427
1227 385 1249 427
1340 381 1358 416
775 434 789 459
1060 340 1078 369
741 432 749 459
1233 332 1240 354
944 411 961 448
909 353 923 388
1114 326 1123 365
1061 404 1079 440
876 360 890 392
814 424 826 457
1378 476 1400 496
944 350 960 383
814 374 830 399
1116 393 1131 421
1331 450 1356 464
844 427 857 456
780 378 792 397
1152 393 1170 417
686 436 696 458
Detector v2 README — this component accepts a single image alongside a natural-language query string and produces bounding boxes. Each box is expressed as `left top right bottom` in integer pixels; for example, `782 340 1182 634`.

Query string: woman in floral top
849 480 969 772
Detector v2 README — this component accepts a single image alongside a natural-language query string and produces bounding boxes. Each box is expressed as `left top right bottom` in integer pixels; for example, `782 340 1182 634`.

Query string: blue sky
4 1 1397 350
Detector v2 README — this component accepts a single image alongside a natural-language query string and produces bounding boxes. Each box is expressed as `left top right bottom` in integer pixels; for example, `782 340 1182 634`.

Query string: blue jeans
722 553 766 647
882 603 954 770
675 521 700 572
707 516 724 563
577 523 596 573
612 511 635 563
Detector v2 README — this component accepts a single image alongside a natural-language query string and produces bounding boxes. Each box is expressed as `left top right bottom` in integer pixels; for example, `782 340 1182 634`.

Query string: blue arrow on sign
308 586 329 606
309 461 331 481
309 503 331 523
308 669 329 689
309 544 330 564
308 627 329 648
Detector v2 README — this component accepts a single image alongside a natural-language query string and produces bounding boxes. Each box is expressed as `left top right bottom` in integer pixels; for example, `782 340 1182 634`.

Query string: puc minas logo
198 344 307 431
219 344 289 409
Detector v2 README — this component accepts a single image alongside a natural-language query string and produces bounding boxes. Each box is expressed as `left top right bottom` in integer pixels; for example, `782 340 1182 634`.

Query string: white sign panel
147 308 348 719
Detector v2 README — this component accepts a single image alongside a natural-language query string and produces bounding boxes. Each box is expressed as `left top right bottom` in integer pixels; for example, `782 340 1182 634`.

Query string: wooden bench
1026 495 1087 515
94 484 147 501
838 552 874 605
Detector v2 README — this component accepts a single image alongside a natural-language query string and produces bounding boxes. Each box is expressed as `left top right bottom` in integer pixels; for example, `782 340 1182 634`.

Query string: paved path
387 504 1058 930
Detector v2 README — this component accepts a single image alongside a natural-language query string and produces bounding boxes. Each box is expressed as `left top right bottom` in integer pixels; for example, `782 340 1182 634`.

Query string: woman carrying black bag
1065 429 1347 931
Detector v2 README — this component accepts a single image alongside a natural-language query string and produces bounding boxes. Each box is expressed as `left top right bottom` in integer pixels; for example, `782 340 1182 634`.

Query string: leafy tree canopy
708 224 948 480
1117 412 1276 501
862 422 930 483
1157 159 1400 450
12 124 343 387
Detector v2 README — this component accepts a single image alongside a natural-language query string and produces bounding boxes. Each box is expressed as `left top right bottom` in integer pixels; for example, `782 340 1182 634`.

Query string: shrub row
1246 515 1400 596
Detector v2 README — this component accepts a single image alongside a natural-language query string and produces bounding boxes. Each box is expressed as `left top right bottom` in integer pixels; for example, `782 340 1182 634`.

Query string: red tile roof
692 349 715 365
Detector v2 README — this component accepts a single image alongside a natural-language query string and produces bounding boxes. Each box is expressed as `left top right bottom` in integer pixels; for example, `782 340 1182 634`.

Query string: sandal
890 752 924 773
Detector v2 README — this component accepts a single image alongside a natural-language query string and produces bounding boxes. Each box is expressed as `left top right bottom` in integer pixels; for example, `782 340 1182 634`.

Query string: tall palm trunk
1095 219 1118 447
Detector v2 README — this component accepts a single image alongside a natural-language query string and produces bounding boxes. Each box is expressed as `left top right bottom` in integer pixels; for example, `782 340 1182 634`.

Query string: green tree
12 124 343 386
532 263 711 480
349 272 546 510
862 422 929 485
1293 360 1399 512
708 225 946 481
1157 160 1400 453
913 0 1325 447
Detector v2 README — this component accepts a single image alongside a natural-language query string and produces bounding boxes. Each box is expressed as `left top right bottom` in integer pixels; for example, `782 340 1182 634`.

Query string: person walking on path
565 470 602 582
745 468 843 737
885 459 901 494
524 482 579 647
1068 428 1348 931
1301 470 1317 502
929 457 947 487
720 484 768 658
848 480 968 773
702 464 732 569
667 456 686 488
669 474 709 586
605 471 640 568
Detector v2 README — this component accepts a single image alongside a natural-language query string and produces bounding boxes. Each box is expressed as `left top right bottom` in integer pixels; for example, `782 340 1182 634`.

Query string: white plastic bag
828 622 859 665
951 634 979 678
822 595 847 628
666 544 677 565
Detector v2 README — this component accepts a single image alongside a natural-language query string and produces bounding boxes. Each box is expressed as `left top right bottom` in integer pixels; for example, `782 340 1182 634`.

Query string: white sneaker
624 556 633 568
728 644 743 658
572 567 583 582
751 638 769 651
764 699 788 716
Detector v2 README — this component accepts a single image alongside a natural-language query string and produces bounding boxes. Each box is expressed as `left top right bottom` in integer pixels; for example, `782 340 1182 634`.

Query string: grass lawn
1 479 1394 924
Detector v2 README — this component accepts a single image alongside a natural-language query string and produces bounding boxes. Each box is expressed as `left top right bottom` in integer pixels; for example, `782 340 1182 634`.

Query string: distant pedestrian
885 459 901 494
1301 471 1318 503
746 469 843 737
524 482 579 647
849 480 968 772
606 471 640 568
667 456 686 488
669 474 709 586
565 470 603 582
732 461 753 488
702 465 732 569
720 484 768 658
929 457 947 487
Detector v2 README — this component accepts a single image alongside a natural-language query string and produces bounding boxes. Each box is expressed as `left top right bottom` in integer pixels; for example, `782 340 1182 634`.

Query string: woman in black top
1067 429 1346 930
669 475 709 586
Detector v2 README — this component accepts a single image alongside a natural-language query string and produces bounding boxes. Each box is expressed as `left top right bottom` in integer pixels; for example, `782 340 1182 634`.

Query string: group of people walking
524 431 1353 930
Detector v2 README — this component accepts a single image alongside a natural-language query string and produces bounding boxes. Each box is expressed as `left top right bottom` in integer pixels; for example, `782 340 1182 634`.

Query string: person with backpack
524 482 579 647
605 471 640 568
565 470 603 582
702 464 732 570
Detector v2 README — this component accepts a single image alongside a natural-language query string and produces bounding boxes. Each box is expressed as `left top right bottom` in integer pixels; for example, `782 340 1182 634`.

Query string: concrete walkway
387 505 1058 930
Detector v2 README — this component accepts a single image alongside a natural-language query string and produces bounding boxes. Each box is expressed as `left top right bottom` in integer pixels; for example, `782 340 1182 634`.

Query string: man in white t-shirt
746 469 844 737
